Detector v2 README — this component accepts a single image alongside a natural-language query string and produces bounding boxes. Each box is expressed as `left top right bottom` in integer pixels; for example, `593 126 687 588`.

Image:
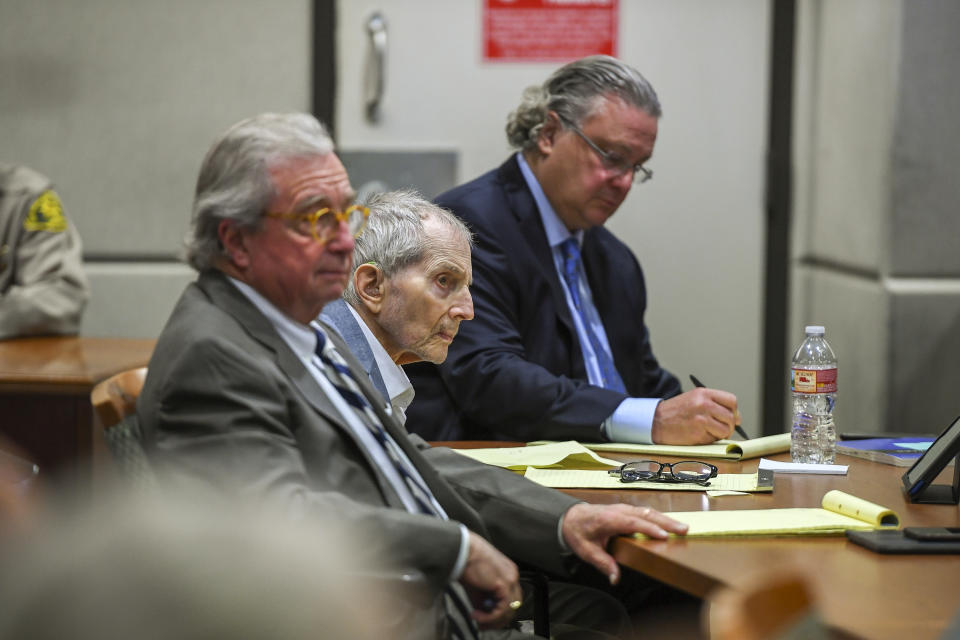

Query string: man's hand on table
562 503 689 585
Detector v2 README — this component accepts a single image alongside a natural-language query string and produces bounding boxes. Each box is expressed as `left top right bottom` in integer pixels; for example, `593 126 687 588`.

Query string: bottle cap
805 325 825 335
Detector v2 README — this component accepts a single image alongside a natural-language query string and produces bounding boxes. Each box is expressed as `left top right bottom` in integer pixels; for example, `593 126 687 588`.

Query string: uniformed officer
0 164 89 339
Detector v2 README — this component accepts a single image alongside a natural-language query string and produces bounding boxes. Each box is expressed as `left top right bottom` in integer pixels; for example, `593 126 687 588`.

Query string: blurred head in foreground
0 491 412 640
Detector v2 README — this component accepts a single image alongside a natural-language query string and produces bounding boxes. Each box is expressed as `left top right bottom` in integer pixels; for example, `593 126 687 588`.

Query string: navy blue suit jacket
405 155 682 442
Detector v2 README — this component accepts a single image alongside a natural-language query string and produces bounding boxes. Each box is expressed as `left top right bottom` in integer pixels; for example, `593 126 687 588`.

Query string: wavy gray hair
184 113 335 271
505 55 661 152
343 189 472 307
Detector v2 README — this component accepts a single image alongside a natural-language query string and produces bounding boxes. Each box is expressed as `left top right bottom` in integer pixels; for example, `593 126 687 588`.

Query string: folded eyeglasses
608 460 719 486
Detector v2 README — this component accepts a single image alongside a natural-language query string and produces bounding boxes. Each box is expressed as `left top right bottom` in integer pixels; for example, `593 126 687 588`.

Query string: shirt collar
227 276 320 358
345 303 415 411
516 151 584 250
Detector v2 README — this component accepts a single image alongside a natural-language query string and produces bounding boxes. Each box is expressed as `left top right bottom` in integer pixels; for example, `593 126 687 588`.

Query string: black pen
689 374 749 440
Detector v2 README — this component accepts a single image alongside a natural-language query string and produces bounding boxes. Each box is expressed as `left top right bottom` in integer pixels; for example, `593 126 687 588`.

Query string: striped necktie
313 329 478 640
559 238 627 393
314 328 442 516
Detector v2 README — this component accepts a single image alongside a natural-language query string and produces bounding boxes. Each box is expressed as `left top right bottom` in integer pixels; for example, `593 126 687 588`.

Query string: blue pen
689 374 749 440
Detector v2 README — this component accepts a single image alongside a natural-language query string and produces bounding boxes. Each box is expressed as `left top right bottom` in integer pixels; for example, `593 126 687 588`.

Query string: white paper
758 458 848 475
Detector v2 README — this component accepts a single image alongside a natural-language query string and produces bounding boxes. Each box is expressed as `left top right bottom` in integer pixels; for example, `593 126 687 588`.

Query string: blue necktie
314 330 478 639
559 238 626 393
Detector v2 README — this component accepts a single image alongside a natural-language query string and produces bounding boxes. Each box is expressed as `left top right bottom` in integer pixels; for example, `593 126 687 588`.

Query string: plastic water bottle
790 325 838 463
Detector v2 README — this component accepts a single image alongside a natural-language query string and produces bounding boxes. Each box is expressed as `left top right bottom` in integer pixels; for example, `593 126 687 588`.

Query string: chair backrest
91 366 147 429
90 367 155 491
706 571 826 640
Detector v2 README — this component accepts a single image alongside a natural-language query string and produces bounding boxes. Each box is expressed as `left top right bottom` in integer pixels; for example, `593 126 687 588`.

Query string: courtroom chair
91 366 146 429
705 571 831 640
90 367 156 492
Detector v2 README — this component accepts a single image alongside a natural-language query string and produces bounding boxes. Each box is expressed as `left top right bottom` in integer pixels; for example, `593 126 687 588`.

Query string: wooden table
574 452 960 640
0 336 155 489
439 442 960 639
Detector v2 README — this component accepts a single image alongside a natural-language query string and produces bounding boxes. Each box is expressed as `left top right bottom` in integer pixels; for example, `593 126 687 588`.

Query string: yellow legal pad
450 440 621 471
523 468 773 492
542 432 792 460
638 490 900 538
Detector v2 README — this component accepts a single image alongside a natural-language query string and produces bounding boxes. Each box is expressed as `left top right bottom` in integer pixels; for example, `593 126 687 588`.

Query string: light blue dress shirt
516 152 660 444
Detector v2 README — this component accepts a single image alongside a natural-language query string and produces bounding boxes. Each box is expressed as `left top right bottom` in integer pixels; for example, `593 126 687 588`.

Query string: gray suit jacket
319 298 389 402
138 270 579 632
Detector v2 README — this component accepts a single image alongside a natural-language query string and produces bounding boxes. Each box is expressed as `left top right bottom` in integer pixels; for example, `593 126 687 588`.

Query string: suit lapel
198 271 352 431
197 272 409 510
497 157 576 336
324 327 486 533
319 299 390 402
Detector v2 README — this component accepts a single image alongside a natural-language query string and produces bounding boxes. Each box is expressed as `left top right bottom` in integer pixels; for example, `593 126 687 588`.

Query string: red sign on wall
483 0 619 62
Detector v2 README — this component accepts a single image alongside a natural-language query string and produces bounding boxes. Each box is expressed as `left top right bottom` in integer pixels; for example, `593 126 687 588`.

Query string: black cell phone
903 526 960 541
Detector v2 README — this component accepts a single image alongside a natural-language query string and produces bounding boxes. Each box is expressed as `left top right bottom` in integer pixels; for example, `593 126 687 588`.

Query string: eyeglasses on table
608 460 718 486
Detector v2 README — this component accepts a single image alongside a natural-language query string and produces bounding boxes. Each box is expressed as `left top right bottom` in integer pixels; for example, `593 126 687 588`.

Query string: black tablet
901 415 960 504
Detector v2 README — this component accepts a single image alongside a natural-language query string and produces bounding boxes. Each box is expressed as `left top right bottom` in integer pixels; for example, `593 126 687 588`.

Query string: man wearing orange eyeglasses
138 112 688 640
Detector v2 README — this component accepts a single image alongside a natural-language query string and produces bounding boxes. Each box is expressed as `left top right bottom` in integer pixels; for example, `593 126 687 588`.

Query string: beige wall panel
888 280 960 433
83 263 194 338
889 1 960 276
0 0 311 258
804 0 901 273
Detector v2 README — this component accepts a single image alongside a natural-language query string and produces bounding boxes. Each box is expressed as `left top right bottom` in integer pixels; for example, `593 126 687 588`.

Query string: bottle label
792 367 837 393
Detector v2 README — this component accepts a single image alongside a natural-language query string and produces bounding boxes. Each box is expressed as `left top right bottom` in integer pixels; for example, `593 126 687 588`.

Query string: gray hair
343 189 472 307
184 112 335 271
505 55 662 152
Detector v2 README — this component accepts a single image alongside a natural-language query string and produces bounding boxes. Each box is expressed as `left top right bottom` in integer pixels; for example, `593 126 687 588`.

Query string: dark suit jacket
138 270 579 633
406 155 682 442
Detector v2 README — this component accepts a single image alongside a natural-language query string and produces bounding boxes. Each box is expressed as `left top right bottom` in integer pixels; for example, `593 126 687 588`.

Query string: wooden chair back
91 367 147 429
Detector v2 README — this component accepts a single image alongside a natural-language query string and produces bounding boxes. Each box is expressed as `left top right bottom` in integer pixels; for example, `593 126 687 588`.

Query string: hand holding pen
689 374 749 440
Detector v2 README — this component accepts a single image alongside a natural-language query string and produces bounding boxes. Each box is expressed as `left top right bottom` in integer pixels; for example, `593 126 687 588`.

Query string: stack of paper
640 490 900 538
450 440 621 471
531 432 792 461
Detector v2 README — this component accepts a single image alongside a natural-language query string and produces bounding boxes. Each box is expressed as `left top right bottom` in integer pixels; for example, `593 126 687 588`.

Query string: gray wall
791 0 960 435
1 0 311 338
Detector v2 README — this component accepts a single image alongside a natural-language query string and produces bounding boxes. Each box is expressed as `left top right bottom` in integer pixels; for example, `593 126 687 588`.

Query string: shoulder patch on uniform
23 190 68 233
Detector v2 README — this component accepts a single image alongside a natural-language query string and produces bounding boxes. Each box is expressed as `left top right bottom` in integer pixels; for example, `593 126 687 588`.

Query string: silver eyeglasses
608 460 718 486
566 123 654 184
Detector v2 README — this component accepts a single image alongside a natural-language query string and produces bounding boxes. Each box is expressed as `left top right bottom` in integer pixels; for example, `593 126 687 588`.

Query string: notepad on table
532 432 792 460
523 468 773 492
638 490 900 538
450 440 621 471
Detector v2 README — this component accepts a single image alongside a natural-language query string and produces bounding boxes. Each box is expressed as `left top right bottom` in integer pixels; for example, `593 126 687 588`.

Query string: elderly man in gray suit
139 113 687 640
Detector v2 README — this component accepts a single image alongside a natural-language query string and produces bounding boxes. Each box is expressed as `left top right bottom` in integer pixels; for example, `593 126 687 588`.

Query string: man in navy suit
406 56 741 445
